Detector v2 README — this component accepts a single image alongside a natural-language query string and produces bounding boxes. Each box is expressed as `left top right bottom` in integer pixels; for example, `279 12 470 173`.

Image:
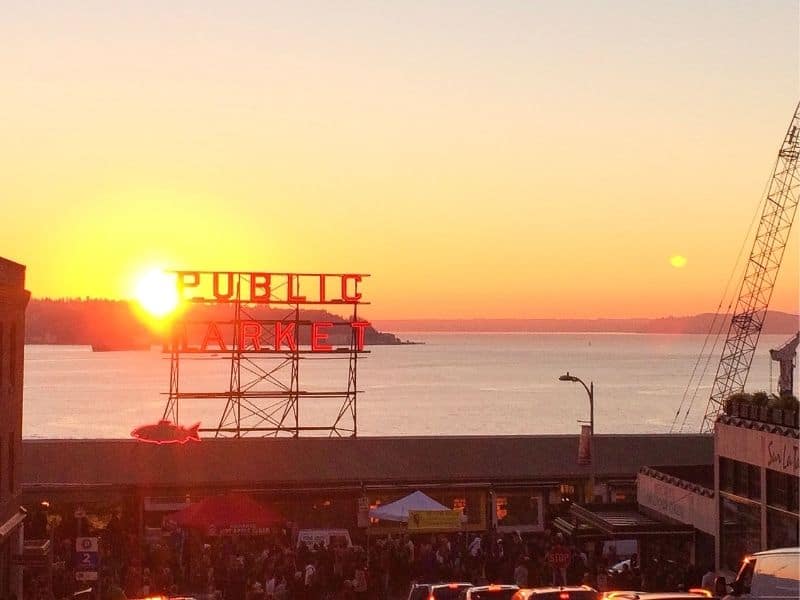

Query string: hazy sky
2 1 798 319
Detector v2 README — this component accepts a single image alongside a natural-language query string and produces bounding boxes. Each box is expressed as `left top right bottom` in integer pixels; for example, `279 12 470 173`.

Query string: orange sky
2 1 798 319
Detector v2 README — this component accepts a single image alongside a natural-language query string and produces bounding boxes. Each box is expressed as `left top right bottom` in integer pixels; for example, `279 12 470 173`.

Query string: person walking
514 558 529 588
353 562 368 600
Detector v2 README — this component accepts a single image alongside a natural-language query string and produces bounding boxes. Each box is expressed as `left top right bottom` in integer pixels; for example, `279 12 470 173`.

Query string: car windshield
533 592 600 600
470 590 519 600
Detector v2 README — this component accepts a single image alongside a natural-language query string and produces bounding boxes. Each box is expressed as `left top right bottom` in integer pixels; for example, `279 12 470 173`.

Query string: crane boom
701 103 800 432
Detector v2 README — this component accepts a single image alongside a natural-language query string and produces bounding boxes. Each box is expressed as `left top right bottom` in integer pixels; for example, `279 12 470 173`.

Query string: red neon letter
274 322 297 352
287 274 307 303
239 320 262 351
213 272 234 301
200 322 227 352
250 273 271 303
350 321 369 351
178 271 200 299
311 322 333 352
341 275 362 302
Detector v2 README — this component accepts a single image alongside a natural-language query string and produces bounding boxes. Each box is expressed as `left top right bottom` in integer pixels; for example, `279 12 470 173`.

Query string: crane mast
701 103 800 432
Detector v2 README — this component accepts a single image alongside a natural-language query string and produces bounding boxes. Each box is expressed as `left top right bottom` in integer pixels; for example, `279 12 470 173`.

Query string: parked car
608 560 632 575
597 593 713 600
408 582 473 600
461 584 520 599
513 586 600 600
726 546 800 599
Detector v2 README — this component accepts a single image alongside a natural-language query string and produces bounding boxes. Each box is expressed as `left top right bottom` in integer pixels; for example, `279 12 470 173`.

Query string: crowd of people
29 513 711 600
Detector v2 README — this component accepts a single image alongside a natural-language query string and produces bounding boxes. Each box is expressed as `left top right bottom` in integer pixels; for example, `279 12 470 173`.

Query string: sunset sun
134 269 179 317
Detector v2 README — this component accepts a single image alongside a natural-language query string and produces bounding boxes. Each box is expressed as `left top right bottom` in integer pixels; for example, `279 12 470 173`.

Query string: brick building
0 257 29 598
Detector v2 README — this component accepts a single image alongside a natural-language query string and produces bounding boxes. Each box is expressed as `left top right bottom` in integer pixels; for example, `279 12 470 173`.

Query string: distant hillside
25 299 403 346
373 311 799 334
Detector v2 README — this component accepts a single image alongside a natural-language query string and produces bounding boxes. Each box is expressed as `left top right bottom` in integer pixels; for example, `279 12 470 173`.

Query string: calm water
22 333 790 438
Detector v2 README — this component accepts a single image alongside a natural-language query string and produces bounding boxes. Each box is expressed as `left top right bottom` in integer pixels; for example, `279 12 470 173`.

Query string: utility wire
670 175 773 432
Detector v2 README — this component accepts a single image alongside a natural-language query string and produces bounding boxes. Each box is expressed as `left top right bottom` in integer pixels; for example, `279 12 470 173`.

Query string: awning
169 494 280 535
369 490 449 523
558 503 694 538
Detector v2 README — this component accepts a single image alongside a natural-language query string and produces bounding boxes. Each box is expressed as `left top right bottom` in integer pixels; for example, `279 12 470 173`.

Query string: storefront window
734 461 760 499
766 468 800 513
720 497 761 572
369 500 381 525
767 469 789 509
720 457 735 492
436 491 483 526
722 458 761 500
611 486 635 503
767 509 799 549
495 492 542 531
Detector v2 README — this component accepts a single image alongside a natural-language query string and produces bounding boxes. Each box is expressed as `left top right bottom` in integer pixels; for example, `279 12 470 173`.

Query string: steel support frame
163 273 363 437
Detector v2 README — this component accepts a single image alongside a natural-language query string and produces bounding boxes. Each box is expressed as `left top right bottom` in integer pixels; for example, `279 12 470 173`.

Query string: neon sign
177 319 370 352
168 271 371 353
175 271 365 305
146 269 370 440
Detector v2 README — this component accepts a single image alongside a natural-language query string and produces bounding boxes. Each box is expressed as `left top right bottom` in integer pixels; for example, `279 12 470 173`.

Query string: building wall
0 257 30 599
637 473 715 535
714 419 800 572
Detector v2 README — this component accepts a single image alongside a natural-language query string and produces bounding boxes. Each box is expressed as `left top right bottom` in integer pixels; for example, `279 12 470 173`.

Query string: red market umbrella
169 493 281 536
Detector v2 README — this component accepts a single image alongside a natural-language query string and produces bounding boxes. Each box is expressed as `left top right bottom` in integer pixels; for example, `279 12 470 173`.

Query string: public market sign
171 271 370 352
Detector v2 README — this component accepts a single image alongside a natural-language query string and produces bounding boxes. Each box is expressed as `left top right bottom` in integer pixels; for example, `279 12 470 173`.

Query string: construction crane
770 332 799 398
700 103 800 432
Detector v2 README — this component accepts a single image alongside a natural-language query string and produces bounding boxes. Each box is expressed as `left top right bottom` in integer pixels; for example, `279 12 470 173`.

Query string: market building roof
639 464 714 496
22 434 712 491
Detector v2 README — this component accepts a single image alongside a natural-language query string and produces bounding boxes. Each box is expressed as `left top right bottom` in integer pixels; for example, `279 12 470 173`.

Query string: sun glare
134 269 179 317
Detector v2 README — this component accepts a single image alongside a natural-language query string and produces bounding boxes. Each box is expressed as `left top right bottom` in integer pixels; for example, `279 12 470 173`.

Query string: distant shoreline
372 310 799 335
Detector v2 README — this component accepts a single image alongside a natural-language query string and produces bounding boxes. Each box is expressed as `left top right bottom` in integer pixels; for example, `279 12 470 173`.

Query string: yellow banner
407 510 462 531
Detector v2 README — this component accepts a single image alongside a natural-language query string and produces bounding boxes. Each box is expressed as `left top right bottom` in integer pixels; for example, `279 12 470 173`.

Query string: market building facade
714 413 799 571
624 407 799 575
0 257 30 599
20 433 712 548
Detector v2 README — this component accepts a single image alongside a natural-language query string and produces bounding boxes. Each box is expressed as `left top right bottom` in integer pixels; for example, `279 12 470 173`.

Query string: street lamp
558 371 596 501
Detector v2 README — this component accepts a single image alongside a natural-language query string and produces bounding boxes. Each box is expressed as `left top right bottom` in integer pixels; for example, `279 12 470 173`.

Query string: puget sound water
22 333 789 439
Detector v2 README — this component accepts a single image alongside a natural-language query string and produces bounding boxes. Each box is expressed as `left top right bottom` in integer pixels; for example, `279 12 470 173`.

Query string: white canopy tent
368 490 449 523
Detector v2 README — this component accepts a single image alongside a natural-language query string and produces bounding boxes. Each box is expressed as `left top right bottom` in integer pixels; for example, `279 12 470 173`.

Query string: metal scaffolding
161 272 365 437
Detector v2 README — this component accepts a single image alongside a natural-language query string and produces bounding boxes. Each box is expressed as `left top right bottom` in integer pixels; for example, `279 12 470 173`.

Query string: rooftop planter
724 392 799 428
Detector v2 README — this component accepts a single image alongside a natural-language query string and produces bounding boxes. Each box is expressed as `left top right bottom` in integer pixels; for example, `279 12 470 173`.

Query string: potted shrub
752 391 770 422
780 395 799 428
738 401 750 420
725 392 750 417
729 392 750 418
724 396 736 416
768 395 784 425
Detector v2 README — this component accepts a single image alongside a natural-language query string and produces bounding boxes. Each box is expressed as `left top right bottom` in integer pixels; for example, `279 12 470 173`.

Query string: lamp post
558 372 595 501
